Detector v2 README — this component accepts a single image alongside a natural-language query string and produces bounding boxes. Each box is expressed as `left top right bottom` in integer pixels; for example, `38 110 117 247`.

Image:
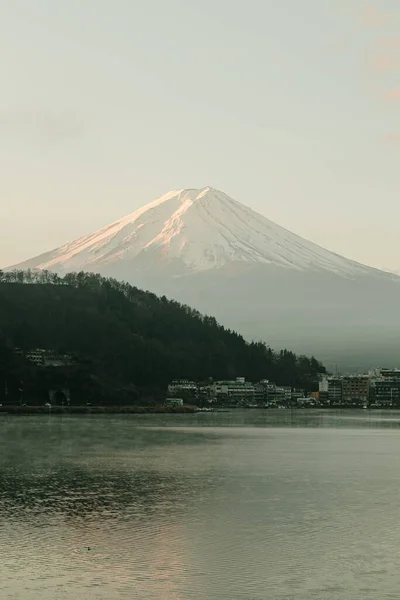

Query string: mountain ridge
7 187 392 280
6 186 400 370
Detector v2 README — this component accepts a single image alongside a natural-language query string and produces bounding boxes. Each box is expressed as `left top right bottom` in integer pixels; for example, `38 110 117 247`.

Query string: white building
319 375 329 394
26 349 46 366
212 378 255 403
167 379 197 396
25 349 72 367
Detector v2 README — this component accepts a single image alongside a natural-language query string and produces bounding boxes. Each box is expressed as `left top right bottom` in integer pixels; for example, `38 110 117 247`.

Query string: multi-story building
291 388 305 402
274 386 292 405
26 349 46 366
167 379 198 397
328 377 342 405
253 383 267 405
318 375 343 406
23 349 72 367
373 381 400 407
167 378 312 407
341 376 369 406
380 369 400 380
319 375 329 394
254 380 280 405
318 375 329 404
370 368 400 407
212 377 255 404
44 352 73 367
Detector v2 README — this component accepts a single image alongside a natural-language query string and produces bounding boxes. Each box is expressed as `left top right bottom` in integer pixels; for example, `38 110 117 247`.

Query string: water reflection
0 467 192 521
0 416 223 599
2 412 400 599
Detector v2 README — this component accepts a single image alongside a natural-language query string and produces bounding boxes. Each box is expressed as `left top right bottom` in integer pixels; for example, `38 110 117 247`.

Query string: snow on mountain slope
7 187 386 278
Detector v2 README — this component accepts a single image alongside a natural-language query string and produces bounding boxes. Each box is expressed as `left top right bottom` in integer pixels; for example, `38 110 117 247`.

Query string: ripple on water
2 413 400 599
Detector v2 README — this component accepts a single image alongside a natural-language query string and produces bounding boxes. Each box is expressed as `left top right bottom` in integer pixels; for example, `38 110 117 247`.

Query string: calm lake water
2 410 400 599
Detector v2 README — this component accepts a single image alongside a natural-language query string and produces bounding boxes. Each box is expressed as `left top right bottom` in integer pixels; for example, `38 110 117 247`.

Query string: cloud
0 108 91 145
270 56 285 65
369 37 400 73
361 4 391 28
335 1 393 28
381 134 400 144
385 89 400 100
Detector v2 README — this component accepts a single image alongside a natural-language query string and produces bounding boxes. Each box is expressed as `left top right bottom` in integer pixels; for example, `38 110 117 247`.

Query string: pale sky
0 0 399 271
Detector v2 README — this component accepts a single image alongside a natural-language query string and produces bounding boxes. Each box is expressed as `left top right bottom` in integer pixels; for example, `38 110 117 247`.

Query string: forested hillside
0 269 326 404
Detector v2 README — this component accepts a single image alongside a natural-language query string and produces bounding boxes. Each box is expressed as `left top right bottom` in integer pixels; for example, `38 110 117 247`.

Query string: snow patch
10 187 383 278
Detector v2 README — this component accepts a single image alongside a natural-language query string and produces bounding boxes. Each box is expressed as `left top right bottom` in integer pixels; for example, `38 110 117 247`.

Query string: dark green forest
0 269 326 405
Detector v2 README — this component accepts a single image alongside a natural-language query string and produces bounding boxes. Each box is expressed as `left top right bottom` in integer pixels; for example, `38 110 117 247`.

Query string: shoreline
0 405 396 416
0 405 199 415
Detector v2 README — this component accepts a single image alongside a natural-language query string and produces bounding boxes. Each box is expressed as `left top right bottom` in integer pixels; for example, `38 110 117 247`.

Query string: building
254 380 280 405
319 375 329 394
25 349 46 366
167 379 197 397
291 389 304 402
167 377 313 407
318 375 329 404
327 377 342 405
297 396 319 407
380 368 400 380
341 376 369 406
373 381 400 407
274 386 292 405
370 368 400 407
212 378 255 404
24 349 72 367
318 375 343 405
44 352 73 367
282 386 292 402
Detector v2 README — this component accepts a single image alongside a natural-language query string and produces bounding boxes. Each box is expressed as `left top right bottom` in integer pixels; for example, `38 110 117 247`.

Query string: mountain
8 187 400 370
7 186 381 277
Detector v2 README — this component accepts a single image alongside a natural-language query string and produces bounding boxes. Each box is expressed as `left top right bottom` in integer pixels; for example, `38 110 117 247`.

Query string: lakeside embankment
0 405 396 416
0 405 199 415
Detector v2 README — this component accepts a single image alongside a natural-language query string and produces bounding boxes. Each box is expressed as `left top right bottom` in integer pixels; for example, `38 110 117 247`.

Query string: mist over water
1 411 400 599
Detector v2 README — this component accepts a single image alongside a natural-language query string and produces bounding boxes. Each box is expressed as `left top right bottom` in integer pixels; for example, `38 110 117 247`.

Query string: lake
1 410 400 599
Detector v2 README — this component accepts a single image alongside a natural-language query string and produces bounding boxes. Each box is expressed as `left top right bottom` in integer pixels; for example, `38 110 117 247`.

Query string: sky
0 0 399 271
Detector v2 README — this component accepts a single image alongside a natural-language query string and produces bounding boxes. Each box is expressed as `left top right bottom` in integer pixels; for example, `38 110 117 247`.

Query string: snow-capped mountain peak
8 187 381 278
